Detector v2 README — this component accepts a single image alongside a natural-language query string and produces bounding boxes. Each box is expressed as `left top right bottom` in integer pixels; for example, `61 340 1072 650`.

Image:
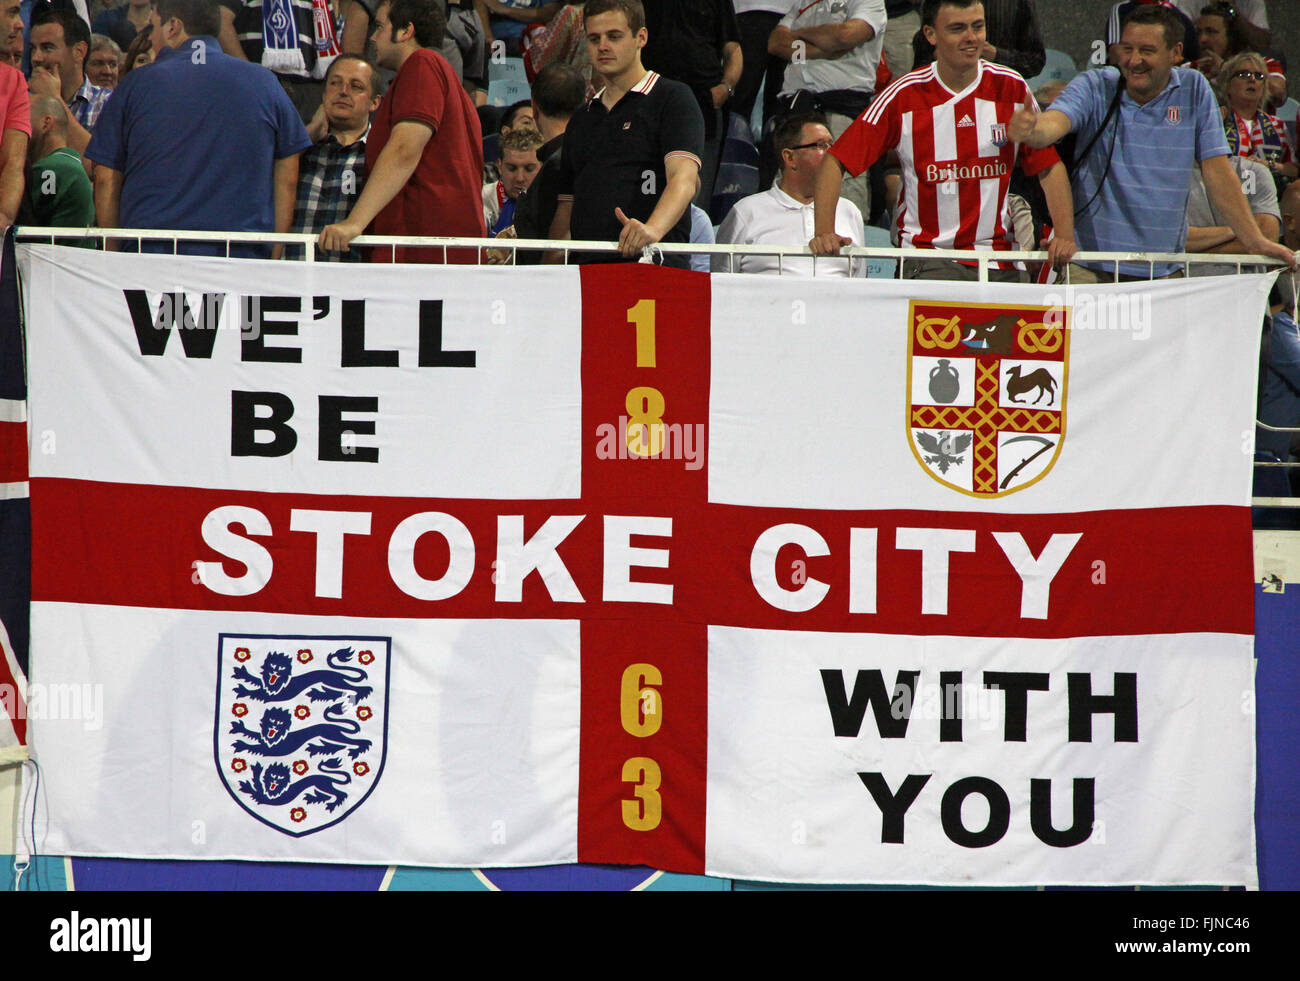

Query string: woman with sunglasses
1219 51 1296 187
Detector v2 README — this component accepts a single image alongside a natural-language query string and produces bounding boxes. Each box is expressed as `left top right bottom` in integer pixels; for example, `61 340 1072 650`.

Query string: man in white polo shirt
715 112 864 276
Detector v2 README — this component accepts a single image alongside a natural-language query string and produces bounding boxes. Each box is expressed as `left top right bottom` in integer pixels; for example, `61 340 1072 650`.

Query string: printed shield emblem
990 122 1008 147
1166 106 1182 125
215 634 390 837
907 301 1069 497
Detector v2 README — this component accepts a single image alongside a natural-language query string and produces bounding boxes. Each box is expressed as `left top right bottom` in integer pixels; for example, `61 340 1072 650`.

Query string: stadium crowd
0 0 1298 479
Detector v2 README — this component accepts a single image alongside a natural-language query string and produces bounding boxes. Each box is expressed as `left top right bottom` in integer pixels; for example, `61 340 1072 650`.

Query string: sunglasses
1231 70 1266 82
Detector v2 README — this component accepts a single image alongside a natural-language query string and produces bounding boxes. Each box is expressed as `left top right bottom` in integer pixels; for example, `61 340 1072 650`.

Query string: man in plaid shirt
292 54 382 261
29 6 110 157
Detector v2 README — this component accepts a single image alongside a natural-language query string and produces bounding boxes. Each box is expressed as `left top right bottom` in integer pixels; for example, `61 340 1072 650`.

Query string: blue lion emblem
238 758 353 812
218 634 390 836
232 648 372 703
230 703 373 759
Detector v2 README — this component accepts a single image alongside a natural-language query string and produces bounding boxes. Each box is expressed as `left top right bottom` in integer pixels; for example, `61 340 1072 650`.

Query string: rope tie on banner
11 759 39 890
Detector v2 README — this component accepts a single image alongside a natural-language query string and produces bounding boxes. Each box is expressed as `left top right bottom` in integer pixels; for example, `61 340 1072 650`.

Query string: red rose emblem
232 703 248 717
290 808 306 823
293 760 308 775
357 706 373 721
297 648 313 663
358 650 374 665
353 762 369 776
234 647 251 662
231 758 247 772
294 705 310 720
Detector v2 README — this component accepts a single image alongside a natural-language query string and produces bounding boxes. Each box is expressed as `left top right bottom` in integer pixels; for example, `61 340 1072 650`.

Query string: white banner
17 246 1265 885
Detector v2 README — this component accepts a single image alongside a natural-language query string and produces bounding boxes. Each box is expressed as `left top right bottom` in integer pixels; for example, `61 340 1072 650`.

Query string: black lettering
940 670 962 742
418 299 475 367
124 290 223 357
1068 672 1138 742
857 772 931 844
231 391 296 457
1029 778 1095 847
341 299 399 367
820 669 919 738
941 776 1011 848
319 395 379 463
984 671 1050 741
241 296 302 363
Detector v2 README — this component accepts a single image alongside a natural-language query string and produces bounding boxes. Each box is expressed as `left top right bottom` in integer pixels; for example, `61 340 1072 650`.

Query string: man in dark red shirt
318 0 485 262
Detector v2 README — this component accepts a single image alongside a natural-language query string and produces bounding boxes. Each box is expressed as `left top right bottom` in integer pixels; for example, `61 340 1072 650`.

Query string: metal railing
11 226 1296 279
13 227 1300 512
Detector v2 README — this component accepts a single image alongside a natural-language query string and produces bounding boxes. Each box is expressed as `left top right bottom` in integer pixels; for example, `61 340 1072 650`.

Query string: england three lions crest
907 301 1069 497
215 634 391 837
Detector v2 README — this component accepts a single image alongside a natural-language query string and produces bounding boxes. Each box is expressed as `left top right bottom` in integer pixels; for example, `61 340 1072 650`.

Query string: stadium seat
487 58 531 107
1275 98 1298 155
710 113 761 224
1026 49 1078 92
863 224 896 279
482 132 501 168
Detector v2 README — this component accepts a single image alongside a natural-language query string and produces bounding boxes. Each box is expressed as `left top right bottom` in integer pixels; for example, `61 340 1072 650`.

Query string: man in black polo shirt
549 0 705 268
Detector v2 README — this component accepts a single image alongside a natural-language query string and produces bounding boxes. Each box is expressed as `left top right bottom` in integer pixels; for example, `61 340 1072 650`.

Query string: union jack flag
0 231 29 762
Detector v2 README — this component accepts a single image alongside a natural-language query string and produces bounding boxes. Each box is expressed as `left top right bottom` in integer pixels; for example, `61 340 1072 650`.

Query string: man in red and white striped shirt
809 0 1076 279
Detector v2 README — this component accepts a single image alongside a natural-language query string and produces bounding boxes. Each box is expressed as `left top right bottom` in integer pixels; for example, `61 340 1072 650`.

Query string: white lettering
495 514 585 602
751 523 830 612
198 506 273 596
895 527 976 615
991 532 1082 619
387 512 475 600
289 509 373 599
603 515 673 604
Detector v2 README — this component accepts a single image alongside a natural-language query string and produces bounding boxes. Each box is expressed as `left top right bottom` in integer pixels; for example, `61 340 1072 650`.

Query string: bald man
19 94 95 244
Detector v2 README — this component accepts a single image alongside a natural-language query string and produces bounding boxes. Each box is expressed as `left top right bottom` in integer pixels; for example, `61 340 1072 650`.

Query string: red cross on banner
18 248 1263 885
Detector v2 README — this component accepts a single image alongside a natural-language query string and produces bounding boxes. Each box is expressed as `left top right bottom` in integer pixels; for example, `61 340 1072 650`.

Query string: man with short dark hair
318 0 486 262
1010 1 1295 278
292 53 381 261
549 0 704 266
28 5 110 154
911 0 1044 80
511 61 584 259
811 0 1076 280
87 0 311 255
500 98 537 135
1104 0 1198 67
715 112 865 276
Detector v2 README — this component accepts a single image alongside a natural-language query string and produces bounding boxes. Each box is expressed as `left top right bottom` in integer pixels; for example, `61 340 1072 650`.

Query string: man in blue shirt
1008 3 1294 279
86 0 311 256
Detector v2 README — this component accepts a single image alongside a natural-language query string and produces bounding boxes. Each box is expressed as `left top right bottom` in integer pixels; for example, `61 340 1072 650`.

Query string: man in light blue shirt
1007 2 1294 279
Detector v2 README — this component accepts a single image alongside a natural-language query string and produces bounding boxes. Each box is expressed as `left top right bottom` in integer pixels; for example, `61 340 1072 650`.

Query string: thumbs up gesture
1007 92 1038 146
615 206 661 258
